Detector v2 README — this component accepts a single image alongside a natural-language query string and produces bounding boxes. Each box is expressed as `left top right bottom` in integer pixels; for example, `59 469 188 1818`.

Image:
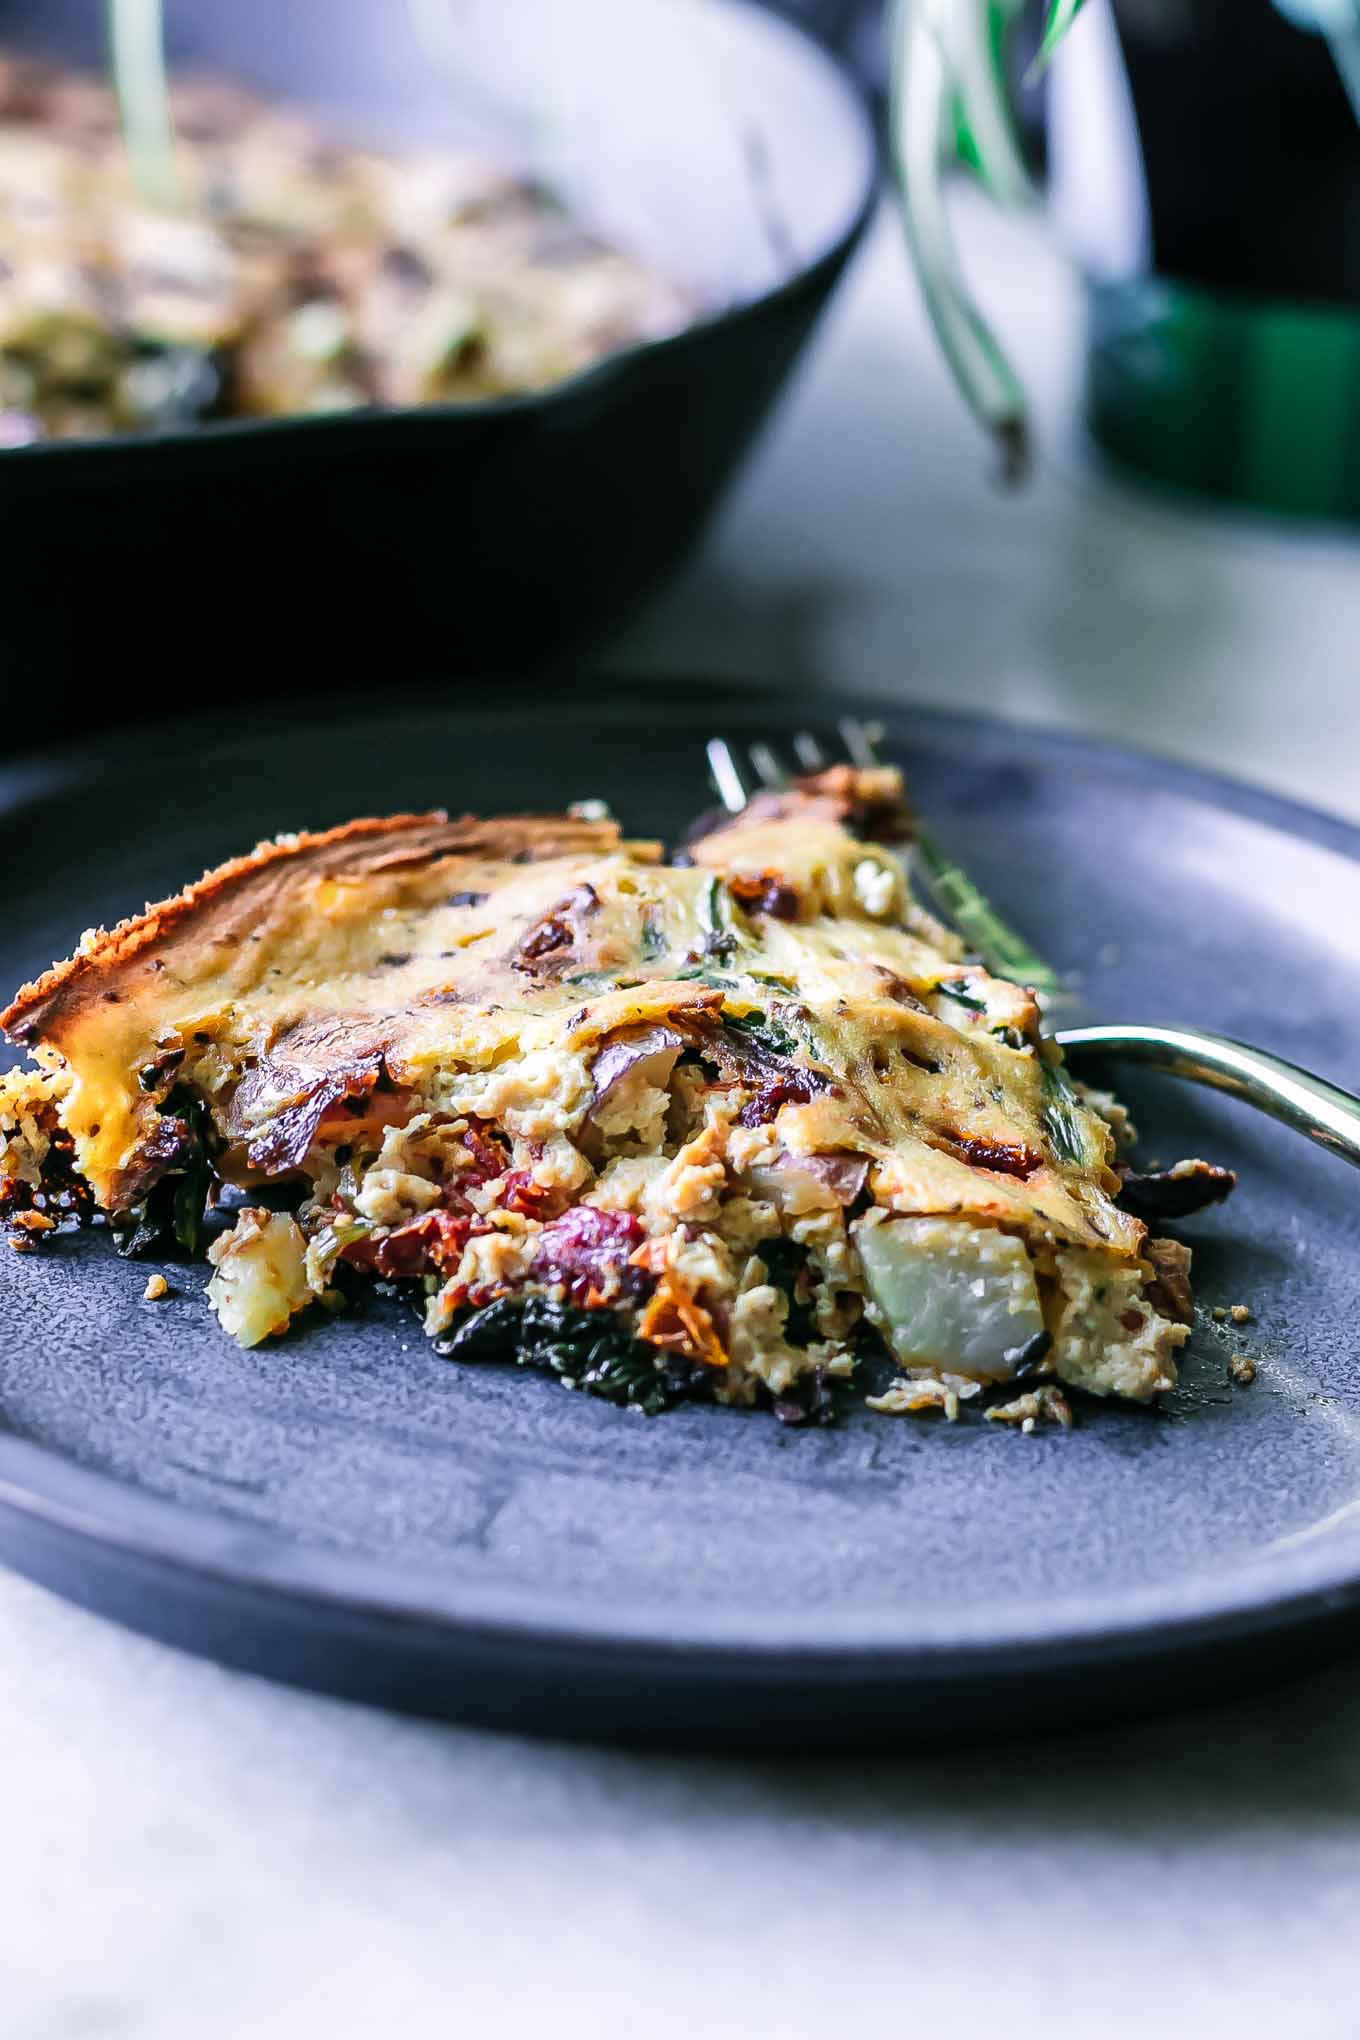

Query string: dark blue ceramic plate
2 691 1358 1745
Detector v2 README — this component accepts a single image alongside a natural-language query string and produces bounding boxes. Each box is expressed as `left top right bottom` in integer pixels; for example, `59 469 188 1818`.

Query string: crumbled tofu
455 1224 535 1297
1053 1249 1187 1400
726 1283 811 1397
587 1070 671 1150
1228 1353 1257 1385
354 1168 442 1226
588 1154 668 1211
985 1385 1074 1430
1230 1303 1252 1325
645 1124 727 1228
866 1371 983 1421
440 1045 592 1142
0 1066 58 1185
852 858 897 919
142 1272 169 1301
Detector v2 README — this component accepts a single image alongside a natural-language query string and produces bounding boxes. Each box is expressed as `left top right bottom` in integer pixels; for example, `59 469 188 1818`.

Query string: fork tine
838 716 886 769
707 719 1060 993
747 740 789 791
706 737 751 815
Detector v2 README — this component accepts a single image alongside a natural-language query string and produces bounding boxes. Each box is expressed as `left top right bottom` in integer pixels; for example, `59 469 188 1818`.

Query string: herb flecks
934 976 987 1014
1040 1061 1087 1167
674 967 739 989
721 1008 800 1059
698 875 739 964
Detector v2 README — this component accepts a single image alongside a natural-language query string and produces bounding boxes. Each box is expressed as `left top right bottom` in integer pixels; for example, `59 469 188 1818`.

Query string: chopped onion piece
748 1150 869 1211
588 1024 684 1106
853 1216 1045 1380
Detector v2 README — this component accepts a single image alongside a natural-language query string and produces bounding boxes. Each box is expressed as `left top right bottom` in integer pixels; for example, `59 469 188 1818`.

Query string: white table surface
7 199 1360 2040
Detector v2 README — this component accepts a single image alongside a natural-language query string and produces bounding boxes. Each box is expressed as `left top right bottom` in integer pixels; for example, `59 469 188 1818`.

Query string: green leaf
698 874 739 964
114 1085 216 1258
171 1092 215 1251
433 1296 705 1417
673 967 739 989
934 976 987 1013
886 0 1030 471
721 1008 800 1059
1041 1061 1087 1167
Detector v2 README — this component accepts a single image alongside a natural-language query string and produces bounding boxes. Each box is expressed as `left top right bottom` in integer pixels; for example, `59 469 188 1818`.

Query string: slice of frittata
0 768 1229 1421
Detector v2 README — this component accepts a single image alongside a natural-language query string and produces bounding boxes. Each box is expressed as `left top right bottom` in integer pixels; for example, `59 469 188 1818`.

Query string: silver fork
706 722 1360 1172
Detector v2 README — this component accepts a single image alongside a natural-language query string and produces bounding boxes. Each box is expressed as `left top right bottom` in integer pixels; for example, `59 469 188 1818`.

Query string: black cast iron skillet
0 0 875 709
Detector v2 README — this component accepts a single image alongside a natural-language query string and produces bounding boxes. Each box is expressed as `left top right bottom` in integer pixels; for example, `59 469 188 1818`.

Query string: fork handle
1056 1024 1360 1172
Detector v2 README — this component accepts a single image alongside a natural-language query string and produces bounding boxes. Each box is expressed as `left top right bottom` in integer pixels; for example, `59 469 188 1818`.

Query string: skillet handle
1057 1023 1360 1172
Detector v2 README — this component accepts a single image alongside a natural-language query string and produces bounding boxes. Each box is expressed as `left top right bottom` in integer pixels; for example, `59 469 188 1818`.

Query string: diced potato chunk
207 1209 313 1348
853 1215 1044 1379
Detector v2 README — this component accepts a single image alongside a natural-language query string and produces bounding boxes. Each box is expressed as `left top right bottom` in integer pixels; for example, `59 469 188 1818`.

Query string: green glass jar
1086 274 1360 520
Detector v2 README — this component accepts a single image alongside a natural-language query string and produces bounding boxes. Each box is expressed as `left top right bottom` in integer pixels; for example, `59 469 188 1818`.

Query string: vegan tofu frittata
0 766 1233 1424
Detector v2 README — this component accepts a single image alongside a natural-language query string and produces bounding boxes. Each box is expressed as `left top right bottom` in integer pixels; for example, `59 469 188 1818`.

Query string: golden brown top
2 776 1143 1260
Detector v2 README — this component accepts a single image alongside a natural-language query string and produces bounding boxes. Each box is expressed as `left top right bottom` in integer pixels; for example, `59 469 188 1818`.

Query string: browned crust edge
3 808 626 1046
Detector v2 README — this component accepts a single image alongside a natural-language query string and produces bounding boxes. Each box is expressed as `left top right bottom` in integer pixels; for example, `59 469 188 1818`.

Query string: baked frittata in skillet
0 767 1232 1425
0 54 689 444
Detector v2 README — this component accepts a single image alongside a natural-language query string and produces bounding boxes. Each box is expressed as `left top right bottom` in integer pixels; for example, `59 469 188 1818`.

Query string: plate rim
3 690 1359 1681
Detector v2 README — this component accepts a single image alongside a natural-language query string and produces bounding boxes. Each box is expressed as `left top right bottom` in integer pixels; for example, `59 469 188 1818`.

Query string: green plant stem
107 0 180 207
886 0 1030 477
1028 0 1089 79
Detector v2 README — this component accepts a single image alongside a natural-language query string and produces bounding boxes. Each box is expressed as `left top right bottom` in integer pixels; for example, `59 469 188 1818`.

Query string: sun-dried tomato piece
500 1168 567 1221
532 1206 651 1306
737 1072 828 1129
511 884 600 973
343 1208 473 1279
943 1134 1044 1181
457 1118 511 1188
728 872 799 920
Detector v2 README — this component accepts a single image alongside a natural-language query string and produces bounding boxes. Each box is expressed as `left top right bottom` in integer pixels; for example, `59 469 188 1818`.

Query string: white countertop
6 198 1360 2040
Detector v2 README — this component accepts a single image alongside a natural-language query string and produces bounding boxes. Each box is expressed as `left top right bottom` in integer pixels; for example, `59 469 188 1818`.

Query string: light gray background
5 197 1360 2038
